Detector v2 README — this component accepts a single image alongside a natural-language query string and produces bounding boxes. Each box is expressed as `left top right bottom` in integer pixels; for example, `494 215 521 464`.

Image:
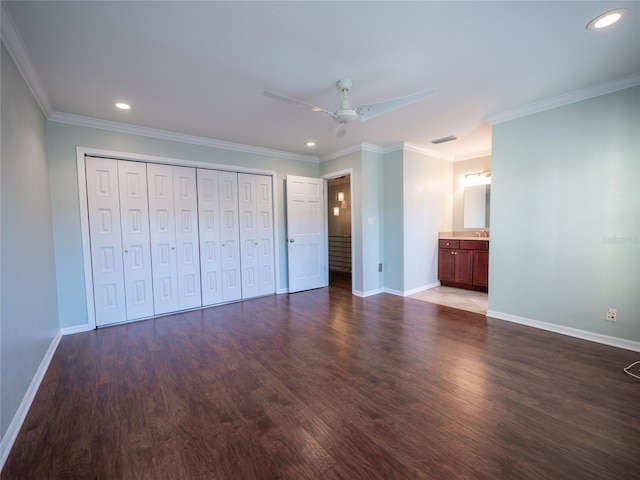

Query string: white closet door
118 160 154 320
173 166 201 310
86 157 126 326
197 169 223 306
255 175 276 296
238 174 260 299
218 171 242 302
147 163 180 314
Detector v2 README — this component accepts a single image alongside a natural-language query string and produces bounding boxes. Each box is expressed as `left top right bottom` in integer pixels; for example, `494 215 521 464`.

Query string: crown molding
454 148 492 162
49 112 320 163
484 72 640 125
384 141 452 161
1 2 54 117
320 142 384 162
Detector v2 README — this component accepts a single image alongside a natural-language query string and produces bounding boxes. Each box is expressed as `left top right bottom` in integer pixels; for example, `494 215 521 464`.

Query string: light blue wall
361 149 384 294
382 149 404 292
46 122 318 329
403 149 453 292
490 86 640 342
1 45 59 438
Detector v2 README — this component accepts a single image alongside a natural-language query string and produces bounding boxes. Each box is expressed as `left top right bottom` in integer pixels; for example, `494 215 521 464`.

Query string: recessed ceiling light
114 102 131 110
587 8 628 31
305 141 316 147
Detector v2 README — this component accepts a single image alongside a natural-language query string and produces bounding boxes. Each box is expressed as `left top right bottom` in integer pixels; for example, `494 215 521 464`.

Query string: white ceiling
4 1 640 160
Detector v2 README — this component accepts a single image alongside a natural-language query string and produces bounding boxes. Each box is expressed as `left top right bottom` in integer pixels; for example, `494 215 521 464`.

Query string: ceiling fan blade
335 123 347 139
357 88 436 122
263 91 335 117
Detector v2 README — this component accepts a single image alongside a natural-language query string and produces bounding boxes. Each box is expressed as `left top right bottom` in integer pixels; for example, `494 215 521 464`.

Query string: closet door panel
85 157 126 326
255 175 276 296
118 160 154 320
173 166 201 310
197 169 223 306
238 174 260 299
147 163 179 314
218 171 242 302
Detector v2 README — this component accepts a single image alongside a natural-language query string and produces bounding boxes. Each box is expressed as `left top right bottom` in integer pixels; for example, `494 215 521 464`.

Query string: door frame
76 146 280 329
321 168 355 295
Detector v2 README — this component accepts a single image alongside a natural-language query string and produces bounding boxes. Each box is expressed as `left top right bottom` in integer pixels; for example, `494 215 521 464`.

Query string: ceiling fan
263 79 436 138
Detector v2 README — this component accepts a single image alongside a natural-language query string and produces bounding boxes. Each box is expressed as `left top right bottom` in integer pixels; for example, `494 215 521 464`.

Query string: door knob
289 239 295 243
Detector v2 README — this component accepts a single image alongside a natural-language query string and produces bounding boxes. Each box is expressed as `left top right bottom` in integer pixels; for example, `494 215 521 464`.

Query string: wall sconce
337 191 347 209
333 207 340 216
464 171 491 186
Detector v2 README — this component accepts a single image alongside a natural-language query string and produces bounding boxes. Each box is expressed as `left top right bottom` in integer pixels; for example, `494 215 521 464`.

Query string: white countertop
439 235 490 241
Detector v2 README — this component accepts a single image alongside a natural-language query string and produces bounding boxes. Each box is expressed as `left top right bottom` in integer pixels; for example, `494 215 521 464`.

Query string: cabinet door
455 250 473 284
438 249 456 282
473 251 489 287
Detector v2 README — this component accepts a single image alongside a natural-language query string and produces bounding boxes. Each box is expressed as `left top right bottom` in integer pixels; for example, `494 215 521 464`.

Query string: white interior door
147 163 180 314
173 166 201 310
238 174 260 299
218 171 242 302
118 160 154 320
255 175 275 296
286 175 327 293
197 168 223 306
86 157 127 326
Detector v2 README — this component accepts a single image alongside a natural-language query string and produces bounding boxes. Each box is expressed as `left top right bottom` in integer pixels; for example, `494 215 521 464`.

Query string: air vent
432 135 457 144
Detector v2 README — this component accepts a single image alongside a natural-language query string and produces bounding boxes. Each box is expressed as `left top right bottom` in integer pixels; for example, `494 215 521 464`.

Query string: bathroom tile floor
410 286 488 315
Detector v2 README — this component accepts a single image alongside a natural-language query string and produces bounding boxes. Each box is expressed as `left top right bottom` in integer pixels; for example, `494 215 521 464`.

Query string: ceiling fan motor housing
335 109 359 123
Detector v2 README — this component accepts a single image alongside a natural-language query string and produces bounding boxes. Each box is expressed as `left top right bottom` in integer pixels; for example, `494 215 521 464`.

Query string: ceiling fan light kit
264 79 436 137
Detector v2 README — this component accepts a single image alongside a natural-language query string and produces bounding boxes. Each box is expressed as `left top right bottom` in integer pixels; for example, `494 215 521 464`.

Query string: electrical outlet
606 308 617 322
378 263 383 273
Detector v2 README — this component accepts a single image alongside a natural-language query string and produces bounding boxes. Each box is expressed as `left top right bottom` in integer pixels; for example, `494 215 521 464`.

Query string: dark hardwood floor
4 286 640 479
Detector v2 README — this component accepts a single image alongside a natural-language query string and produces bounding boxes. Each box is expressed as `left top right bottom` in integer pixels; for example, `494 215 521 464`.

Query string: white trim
0 2 54 117
75 146 282 331
483 72 640 125
404 281 441 296
401 142 452 161
321 168 356 295
0 331 61 471
52 112 320 163
354 288 384 298
383 288 405 297
454 149 492 162
487 310 640 353
60 324 92 336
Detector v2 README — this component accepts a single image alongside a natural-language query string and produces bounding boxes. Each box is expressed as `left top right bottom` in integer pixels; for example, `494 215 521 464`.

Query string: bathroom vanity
437 236 489 292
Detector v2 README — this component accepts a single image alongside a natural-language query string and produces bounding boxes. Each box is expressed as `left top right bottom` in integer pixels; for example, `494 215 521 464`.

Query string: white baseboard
383 281 441 298
354 288 383 298
487 310 640 353
0 331 62 471
60 324 92 335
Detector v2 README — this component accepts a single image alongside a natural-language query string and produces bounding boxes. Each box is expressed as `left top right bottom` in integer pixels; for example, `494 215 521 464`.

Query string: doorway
327 175 352 291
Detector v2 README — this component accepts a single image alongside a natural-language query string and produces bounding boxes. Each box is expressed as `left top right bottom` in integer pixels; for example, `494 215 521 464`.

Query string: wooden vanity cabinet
438 239 488 292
